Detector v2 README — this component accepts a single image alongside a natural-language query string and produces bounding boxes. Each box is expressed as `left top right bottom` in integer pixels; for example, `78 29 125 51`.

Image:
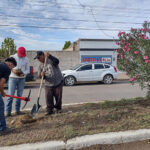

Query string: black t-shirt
0 62 11 81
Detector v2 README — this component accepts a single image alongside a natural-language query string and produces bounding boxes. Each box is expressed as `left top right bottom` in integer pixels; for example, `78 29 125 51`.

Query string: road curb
1 129 150 150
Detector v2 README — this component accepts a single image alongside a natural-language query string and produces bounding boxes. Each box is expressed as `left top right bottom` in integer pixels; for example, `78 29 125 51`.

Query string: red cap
18 47 26 57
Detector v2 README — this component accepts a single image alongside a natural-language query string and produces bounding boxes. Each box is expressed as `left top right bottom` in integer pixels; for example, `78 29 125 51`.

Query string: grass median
1 97 150 147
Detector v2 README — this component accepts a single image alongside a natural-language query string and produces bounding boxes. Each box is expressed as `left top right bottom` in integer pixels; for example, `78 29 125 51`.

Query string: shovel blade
31 104 42 117
31 104 37 116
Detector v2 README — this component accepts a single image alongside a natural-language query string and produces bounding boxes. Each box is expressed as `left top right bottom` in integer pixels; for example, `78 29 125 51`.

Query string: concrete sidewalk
1 129 150 150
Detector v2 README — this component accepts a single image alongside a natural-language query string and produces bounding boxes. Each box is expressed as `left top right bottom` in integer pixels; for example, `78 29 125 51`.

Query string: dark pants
45 83 63 113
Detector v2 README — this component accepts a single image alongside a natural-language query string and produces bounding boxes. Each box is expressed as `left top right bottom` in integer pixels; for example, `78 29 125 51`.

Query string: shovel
31 56 47 117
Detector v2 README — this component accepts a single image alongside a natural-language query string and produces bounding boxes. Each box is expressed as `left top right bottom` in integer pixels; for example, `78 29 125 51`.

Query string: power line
0 24 130 31
0 4 150 15
25 1 150 12
0 6 149 19
0 14 144 25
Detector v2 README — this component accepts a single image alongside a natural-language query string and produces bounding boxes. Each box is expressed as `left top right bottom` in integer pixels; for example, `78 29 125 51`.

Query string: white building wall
80 40 118 49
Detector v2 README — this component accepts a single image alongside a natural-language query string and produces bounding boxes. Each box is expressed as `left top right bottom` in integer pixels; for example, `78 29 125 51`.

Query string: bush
116 21 150 98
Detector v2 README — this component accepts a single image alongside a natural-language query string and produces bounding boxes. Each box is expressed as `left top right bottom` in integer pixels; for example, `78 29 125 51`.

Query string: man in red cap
6 47 30 117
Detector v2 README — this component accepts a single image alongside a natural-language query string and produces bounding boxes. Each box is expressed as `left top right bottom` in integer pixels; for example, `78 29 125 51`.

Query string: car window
71 64 82 70
94 64 104 69
79 64 92 71
104 64 110 68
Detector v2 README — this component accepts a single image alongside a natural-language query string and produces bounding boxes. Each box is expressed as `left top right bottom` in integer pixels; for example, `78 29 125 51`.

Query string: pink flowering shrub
116 21 150 98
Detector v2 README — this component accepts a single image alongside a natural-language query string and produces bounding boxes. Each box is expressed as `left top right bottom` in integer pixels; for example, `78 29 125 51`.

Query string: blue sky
0 0 149 51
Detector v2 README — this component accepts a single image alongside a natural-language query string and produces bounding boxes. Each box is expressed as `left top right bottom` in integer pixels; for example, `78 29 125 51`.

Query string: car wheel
103 75 113 84
64 76 76 86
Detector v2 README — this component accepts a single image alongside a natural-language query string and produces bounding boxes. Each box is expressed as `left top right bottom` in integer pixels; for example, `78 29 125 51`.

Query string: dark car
25 66 34 82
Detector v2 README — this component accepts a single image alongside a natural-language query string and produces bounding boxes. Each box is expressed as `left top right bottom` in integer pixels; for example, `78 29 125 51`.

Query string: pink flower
116 42 119 45
114 49 118 52
129 56 132 59
144 35 148 39
131 28 137 31
121 54 124 60
144 56 148 59
118 32 125 36
127 43 131 46
123 47 126 52
145 60 149 63
127 48 130 52
130 78 135 82
134 51 139 54
125 45 128 49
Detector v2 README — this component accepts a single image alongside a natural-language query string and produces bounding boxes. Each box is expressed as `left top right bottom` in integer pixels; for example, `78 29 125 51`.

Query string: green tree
0 37 16 58
116 21 150 98
63 41 71 50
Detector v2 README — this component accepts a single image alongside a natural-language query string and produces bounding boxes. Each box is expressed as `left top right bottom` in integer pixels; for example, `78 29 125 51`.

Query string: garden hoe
31 56 47 117
5 89 31 109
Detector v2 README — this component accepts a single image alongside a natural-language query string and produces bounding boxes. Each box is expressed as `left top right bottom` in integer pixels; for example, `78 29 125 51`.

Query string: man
34 51 63 115
6 47 30 117
0 57 17 133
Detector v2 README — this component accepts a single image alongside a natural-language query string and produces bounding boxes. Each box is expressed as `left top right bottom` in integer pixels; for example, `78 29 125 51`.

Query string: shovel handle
5 94 30 101
38 55 48 98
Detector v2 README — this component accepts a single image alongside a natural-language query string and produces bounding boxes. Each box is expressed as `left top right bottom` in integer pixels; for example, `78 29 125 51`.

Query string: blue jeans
0 94 6 131
6 78 25 114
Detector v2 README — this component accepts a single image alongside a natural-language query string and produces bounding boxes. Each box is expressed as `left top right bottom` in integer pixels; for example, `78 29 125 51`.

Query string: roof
78 38 119 42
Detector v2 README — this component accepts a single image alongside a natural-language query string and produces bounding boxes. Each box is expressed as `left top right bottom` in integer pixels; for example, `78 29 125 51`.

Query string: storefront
78 39 119 67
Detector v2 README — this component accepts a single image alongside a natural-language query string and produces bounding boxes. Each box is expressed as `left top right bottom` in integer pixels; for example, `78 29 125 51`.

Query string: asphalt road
3 80 147 112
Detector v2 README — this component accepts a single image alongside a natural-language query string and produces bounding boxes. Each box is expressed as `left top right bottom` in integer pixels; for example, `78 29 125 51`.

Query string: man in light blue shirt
6 47 30 117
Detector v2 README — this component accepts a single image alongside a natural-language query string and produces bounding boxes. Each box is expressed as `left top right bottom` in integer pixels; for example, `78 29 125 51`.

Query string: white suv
62 63 118 86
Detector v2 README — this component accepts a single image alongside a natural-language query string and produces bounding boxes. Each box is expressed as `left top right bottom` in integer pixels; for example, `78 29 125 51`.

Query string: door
76 64 93 81
93 64 105 81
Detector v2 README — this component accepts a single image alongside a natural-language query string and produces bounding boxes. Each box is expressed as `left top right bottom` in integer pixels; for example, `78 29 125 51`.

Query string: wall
80 40 119 49
26 51 80 73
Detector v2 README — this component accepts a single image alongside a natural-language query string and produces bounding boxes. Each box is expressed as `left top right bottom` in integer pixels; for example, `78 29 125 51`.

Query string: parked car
25 66 34 82
62 63 118 86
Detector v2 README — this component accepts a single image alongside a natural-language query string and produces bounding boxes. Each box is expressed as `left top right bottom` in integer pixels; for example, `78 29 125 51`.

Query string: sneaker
15 111 25 115
45 111 54 116
0 127 14 135
6 113 12 117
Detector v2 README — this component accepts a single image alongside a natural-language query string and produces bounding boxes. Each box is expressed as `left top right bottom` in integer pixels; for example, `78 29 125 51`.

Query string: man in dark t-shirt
0 57 16 134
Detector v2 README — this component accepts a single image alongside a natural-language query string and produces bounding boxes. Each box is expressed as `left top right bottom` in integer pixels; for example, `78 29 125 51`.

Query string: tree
116 21 150 98
0 37 16 58
63 41 71 50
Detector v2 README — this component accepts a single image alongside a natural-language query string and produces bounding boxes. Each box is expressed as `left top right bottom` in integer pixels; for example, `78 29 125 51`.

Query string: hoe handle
5 94 30 101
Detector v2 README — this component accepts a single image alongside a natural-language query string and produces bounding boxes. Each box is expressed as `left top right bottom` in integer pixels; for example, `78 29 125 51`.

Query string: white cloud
15 37 63 51
11 28 41 38
0 0 149 50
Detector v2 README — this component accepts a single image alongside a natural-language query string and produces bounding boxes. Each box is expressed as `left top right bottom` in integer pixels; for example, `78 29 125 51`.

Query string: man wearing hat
6 47 30 117
34 51 63 115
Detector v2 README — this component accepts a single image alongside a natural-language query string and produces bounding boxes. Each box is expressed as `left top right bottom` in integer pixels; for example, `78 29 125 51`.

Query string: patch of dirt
1 98 150 147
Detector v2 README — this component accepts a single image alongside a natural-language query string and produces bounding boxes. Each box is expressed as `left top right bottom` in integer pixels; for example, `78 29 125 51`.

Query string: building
66 39 119 67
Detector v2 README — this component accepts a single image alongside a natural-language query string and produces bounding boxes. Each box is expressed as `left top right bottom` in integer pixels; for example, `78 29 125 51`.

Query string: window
94 64 104 69
104 64 110 68
79 64 92 71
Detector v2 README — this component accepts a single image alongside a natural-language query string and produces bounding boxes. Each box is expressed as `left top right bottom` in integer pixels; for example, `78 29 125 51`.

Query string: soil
1 97 150 147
